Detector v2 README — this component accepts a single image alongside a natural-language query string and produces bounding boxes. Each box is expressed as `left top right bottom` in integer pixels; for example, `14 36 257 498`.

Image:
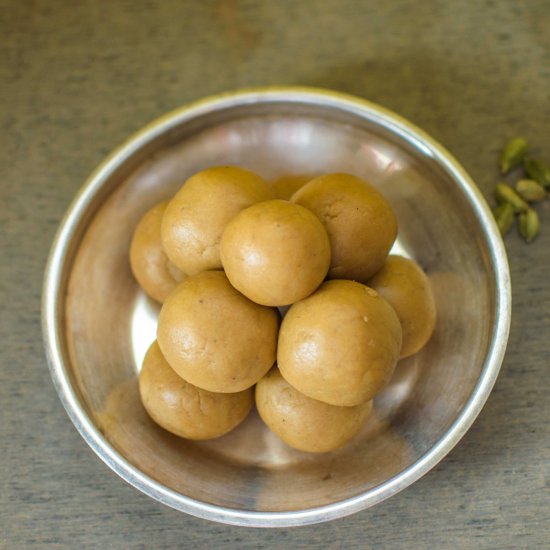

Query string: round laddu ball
129 201 185 303
256 368 372 453
139 341 253 440
277 279 402 407
368 255 436 358
161 166 272 275
220 199 331 306
292 173 397 281
157 271 279 393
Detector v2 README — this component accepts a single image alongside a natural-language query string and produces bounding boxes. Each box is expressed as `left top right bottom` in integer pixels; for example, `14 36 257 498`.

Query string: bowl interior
60 97 497 514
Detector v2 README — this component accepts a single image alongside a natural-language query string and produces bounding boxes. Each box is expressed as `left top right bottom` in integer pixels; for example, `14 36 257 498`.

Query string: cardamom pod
500 137 528 174
494 183 528 212
518 208 540 243
515 179 546 202
524 157 550 188
493 203 514 236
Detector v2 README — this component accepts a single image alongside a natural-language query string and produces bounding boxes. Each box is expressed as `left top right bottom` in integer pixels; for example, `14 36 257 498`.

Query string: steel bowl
42 87 511 527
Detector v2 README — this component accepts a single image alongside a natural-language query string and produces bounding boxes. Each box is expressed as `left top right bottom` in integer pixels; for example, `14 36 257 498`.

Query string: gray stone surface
2 1 549 548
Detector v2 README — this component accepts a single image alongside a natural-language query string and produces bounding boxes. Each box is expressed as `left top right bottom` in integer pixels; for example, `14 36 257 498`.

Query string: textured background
2 1 549 548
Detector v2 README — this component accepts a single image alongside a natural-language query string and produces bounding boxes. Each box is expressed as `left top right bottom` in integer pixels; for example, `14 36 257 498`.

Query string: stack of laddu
130 166 436 453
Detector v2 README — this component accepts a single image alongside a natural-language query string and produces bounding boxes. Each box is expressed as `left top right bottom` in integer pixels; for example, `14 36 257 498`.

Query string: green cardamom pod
500 137 528 174
515 179 546 202
493 203 515 236
524 157 550 188
518 208 540 243
494 183 529 212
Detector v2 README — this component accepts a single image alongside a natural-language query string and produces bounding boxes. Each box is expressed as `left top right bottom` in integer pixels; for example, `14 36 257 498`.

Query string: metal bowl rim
42 86 511 527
